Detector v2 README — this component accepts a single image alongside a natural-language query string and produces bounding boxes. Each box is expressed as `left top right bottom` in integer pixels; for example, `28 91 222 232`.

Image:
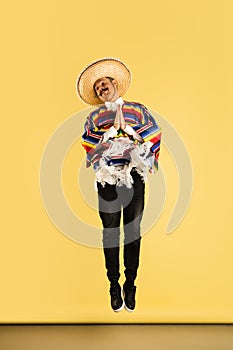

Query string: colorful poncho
81 101 162 187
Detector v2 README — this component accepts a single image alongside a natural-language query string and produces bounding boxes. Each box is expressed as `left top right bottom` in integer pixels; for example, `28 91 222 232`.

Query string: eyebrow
93 81 106 89
94 79 105 90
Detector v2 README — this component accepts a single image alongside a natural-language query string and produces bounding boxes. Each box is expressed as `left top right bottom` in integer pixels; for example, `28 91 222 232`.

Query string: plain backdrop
0 0 233 323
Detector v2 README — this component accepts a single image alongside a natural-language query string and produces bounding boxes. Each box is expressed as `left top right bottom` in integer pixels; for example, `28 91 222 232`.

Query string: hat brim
76 58 131 105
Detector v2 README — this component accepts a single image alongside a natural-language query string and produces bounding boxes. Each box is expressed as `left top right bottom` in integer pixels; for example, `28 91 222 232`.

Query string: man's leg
121 171 145 310
97 182 123 311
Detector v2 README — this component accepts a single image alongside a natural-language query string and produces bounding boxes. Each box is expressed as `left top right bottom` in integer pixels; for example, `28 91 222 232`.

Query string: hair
106 76 114 83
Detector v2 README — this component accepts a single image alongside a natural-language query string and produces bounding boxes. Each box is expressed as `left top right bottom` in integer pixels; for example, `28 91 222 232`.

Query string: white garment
124 124 144 142
95 138 154 188
101 126 118 143
105 97 124 111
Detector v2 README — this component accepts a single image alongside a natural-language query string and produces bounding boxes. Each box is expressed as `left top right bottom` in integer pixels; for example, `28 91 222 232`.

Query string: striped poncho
81 101 162 186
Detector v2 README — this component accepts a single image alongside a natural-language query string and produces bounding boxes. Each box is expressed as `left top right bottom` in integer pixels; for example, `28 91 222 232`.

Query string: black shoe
123 284 136 312
109 283 124 312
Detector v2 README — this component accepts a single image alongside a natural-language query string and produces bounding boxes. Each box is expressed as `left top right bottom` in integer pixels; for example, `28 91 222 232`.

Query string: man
76 58 161 312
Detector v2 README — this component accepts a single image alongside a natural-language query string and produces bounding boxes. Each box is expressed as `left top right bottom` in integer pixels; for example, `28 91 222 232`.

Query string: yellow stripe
81 141 96 149
91 111 100 124
144 130 162 143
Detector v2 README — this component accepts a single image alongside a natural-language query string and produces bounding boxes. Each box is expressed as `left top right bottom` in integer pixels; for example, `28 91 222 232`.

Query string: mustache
99 87 109 96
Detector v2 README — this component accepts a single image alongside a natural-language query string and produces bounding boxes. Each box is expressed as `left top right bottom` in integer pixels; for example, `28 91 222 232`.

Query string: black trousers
97 170 145 285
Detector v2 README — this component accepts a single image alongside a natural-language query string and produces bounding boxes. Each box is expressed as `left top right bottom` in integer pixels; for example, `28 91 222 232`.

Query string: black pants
97 170 145 285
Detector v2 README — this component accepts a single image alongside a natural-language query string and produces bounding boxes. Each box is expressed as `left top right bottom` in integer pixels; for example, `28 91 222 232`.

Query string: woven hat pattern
76 58 131 105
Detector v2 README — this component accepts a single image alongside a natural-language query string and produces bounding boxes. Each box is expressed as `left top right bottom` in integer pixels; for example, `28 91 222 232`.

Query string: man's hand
119 105 126 130
114 105 126 130
113 105 120 130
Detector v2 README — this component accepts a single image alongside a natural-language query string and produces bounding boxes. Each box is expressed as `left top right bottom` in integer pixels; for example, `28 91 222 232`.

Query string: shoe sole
113 302 124 312
124 305 134 312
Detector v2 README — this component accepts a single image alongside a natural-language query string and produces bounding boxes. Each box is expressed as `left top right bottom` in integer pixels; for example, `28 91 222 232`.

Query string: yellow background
1 0 233 323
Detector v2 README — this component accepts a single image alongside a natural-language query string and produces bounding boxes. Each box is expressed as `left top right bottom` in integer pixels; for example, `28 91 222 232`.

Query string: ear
112 79 118 88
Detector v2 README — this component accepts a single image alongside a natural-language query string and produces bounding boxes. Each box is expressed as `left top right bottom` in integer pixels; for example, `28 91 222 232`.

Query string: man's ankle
124 280 135 288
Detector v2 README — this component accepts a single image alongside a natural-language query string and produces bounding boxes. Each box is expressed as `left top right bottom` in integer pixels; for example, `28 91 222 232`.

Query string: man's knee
103 227 120 248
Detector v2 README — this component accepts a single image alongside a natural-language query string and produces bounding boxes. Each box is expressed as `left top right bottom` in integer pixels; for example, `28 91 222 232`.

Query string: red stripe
149 134 162 144
89 131 101 139
136 120 153 133
123 107 143 121
82 144 92 153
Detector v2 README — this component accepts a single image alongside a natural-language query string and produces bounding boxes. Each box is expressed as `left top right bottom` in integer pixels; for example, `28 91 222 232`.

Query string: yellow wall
1 0 233 323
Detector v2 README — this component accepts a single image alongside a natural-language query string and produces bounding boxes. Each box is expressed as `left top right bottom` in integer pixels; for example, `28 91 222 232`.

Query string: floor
0 325 233 350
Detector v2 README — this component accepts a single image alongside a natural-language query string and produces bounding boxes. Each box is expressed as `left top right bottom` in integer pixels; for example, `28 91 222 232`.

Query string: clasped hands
113 105 144 143
113 105 126 130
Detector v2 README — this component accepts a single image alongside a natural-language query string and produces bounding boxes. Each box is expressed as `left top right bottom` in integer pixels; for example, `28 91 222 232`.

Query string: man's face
94 77 119 103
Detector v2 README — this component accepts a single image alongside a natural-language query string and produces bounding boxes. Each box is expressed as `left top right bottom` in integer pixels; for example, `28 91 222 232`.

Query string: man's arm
124 104 162 172
81 110 118 167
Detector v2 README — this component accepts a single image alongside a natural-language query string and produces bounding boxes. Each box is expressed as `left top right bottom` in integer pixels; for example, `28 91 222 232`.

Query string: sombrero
76 58 131 105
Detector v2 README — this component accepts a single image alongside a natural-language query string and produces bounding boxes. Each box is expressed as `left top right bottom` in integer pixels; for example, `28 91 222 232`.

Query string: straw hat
76 58 131 105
